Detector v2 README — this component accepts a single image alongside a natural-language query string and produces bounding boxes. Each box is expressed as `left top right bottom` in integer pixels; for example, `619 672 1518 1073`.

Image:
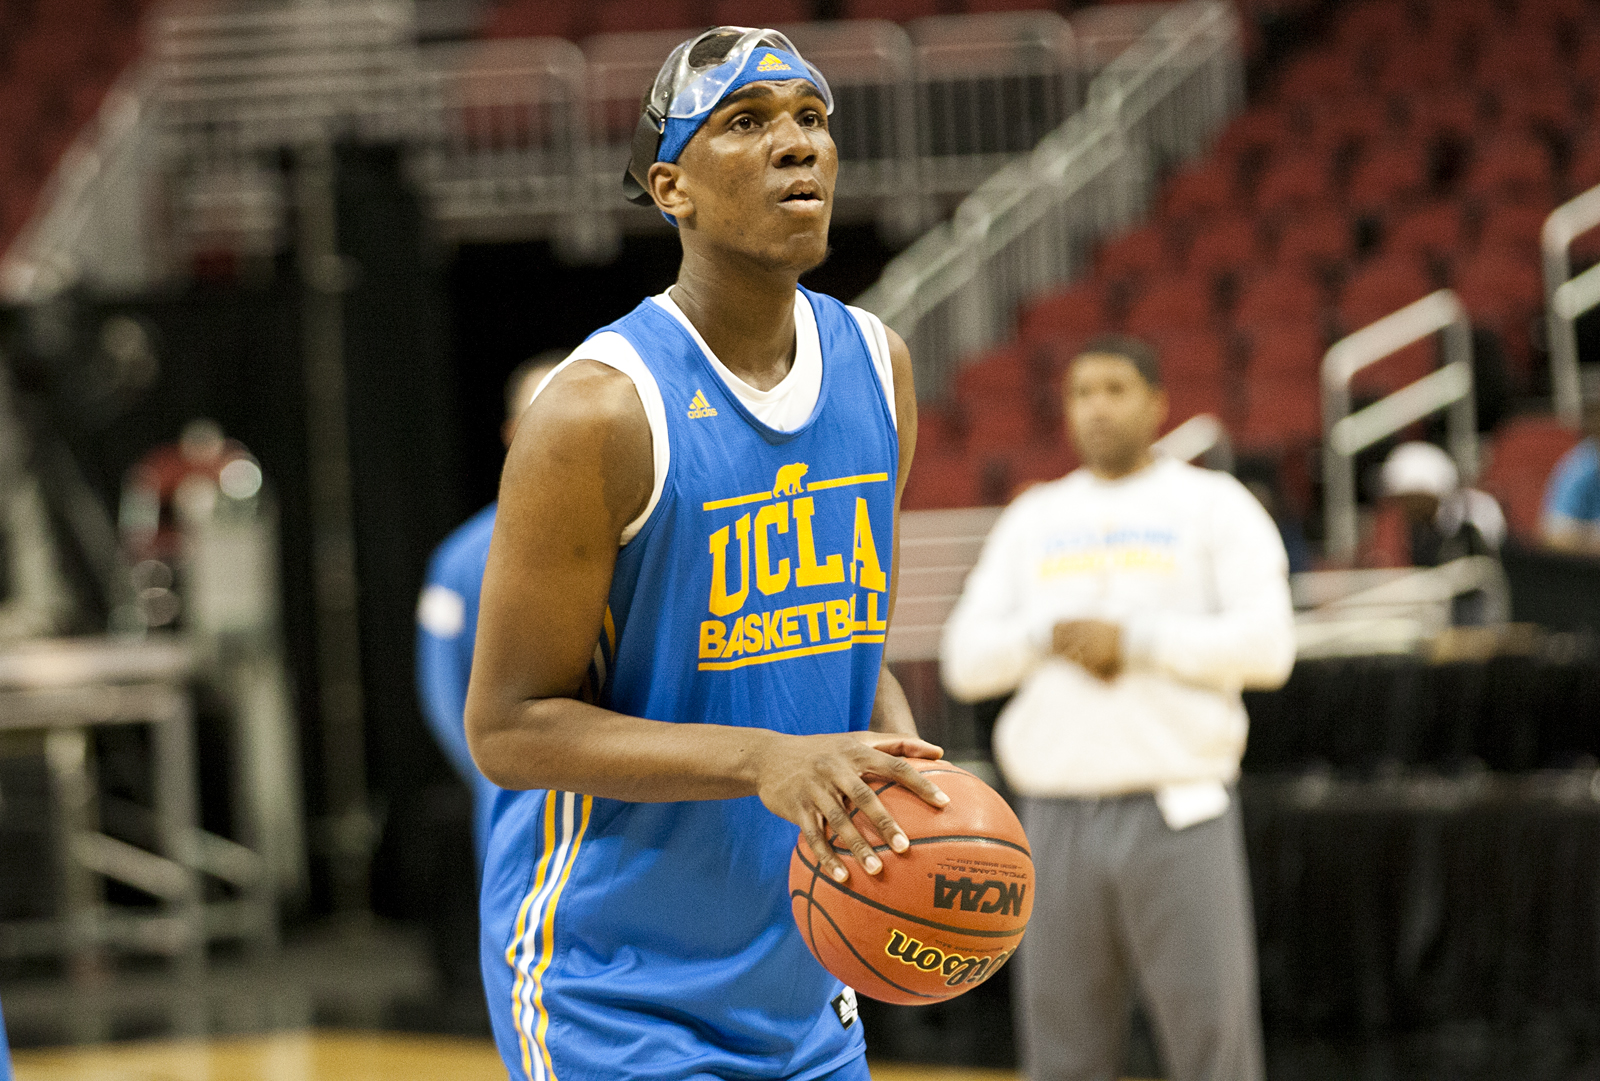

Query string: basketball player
464 27 945 1081
416 355 559 867
942 336 1295 1081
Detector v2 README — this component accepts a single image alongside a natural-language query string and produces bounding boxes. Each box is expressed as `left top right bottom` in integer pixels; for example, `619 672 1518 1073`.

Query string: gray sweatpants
1015 792 1263 1081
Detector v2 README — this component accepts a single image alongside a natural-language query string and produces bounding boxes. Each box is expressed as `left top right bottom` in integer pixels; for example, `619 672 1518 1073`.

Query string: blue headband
657 48 824 166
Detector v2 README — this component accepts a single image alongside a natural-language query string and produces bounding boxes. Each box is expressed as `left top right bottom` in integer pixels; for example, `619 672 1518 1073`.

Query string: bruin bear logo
932 874 1027 917
773 462 809 496
884 929 1017 988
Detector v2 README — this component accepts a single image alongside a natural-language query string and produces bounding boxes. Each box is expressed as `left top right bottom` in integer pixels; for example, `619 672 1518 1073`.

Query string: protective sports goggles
623 26 834 207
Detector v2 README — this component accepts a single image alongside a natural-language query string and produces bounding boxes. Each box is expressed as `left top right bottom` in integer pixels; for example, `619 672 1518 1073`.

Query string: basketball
789 759 1034 1006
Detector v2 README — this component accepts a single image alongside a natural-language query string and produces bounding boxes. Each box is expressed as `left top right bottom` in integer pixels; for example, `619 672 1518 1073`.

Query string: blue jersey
417 502 501 867
1544 438 1600 524
481 287 897 1081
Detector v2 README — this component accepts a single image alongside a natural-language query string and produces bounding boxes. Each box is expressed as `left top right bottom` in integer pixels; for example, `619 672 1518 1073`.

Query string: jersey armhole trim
844 305 897 431
535 333 670 546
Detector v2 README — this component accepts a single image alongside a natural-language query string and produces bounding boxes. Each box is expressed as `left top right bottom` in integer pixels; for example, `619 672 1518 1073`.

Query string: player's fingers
800 811 850 884
882 752 952 810
823 795 883 876
846 778 910 856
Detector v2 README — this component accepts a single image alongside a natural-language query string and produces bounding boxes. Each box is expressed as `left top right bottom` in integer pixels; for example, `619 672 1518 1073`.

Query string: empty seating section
0 0 150 252
902 0 1600 516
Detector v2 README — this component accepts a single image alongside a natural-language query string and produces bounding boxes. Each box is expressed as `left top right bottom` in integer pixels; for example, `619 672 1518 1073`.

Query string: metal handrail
856 1 1240 398
1153 411 1233 470
1322 290 1476 562
1543 183 1600 424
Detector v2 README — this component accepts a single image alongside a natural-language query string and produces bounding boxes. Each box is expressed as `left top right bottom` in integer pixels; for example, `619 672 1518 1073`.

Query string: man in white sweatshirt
940 334 1295 1081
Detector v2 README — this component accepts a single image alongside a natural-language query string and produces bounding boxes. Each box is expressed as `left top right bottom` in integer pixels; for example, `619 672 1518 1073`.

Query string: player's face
667 80 837 272
1066 354 1166 473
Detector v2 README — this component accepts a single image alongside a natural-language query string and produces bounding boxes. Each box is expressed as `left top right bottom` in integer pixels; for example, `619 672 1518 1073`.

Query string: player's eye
731 115 757 131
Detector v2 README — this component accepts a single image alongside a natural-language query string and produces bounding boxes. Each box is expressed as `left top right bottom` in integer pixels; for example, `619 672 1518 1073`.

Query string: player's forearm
870 664 920 736
468 695 781 800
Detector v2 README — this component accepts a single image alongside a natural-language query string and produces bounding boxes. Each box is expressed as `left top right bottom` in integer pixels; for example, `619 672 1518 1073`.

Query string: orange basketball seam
793 847 1028 940
827 834 1033 857
789 888 945 1002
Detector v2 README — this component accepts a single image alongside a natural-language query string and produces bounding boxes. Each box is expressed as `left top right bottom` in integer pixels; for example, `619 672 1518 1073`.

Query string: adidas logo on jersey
687 390 718 419
755 52 793 73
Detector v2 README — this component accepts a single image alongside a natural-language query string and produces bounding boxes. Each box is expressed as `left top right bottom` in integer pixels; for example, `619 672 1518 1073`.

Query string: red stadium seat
1495 83 1577 136
1215 107 1290 161
1375 37 1461 93
1241 374 1321 447
1273 207 1354 271
1471 35 1561 88
1349 339 1438 396
1568 136 1600 195
1348 140 1429 208
1339 254 1435 331
1452 249 1543 370
711 0 813 23
1148 328 1230 384
1256 151 1331 211
1125 276 1215 337
1095 223 1172 284
963 0 1057 11
484 1 586 38
1478 202 1552 260
954 345 1031 403
842 0 941 20
1407 87 1489 140
1385 202 1463 260
914 403 961 456
964 399 1039 453
1019 282 1110 343
1477 414 1583 540
1462 134 1554 202
1185 214 1262 279
594 0 708 33
1162 160 1237 220
1333 1 1415 52
1305 95 1394 157
1275 52 1356 106
1163 374 1232 427
1235 273 1325 331
1245 323 1325 379
902 452 982 510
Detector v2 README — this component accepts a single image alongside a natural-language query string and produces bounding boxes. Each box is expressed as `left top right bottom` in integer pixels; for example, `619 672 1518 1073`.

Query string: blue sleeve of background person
1543 440 1600 522
416 504 500 863
0 995 12 1081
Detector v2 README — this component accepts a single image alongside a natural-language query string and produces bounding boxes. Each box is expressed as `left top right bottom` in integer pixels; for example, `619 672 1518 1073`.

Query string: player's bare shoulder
503 360 653 540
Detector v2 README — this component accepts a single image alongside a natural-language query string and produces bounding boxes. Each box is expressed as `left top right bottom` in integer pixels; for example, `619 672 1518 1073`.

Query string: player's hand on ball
757 732 949 885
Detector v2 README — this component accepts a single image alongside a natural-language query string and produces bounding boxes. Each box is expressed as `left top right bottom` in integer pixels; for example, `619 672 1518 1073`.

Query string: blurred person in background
1370 441 1504 568
0 999 10 1081
941 334 1295 1081
415 353 561 870
1542 388 1600 556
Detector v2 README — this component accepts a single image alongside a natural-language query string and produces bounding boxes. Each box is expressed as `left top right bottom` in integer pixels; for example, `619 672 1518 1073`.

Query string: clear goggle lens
648 26 833 122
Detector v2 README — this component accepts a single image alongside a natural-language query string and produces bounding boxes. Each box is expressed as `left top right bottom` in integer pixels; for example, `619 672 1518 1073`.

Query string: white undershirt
533 290 896 544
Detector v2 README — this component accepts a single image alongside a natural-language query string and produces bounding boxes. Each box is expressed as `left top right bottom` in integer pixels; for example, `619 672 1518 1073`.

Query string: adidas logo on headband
755 52 794 73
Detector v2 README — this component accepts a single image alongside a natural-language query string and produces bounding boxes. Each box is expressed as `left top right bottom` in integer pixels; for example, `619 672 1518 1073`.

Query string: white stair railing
855 0 1242 399
1545 183 1600 423
1322 290 1477 562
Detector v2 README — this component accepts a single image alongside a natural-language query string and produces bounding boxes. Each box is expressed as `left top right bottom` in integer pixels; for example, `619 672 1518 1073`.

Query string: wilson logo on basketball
884 929 1017 988
931 874 1027 916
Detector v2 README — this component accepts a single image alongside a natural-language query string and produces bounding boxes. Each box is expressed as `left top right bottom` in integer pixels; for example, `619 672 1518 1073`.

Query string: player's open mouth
779 182 823 205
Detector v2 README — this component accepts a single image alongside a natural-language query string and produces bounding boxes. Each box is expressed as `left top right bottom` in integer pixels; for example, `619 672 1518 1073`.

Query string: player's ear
649 161 693 226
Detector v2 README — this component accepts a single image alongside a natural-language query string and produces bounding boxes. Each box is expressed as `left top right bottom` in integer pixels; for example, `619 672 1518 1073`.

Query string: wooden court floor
12 1032 1021 1081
